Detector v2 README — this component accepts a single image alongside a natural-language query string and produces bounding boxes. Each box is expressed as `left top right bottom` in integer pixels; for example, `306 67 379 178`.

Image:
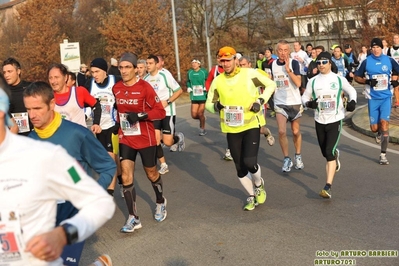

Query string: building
285 0 384 48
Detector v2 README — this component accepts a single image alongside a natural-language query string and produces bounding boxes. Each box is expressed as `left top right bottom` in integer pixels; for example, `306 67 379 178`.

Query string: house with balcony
284 0 384 49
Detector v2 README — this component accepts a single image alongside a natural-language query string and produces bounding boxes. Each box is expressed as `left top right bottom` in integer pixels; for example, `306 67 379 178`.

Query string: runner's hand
250 102 261 113
365 79 378 87
214 101 224 112
305 98 318 109
346 100 356 112
127 112 148 124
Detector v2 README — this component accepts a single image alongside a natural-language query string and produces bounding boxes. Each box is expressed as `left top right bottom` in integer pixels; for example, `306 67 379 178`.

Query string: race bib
372 74 388 91
224 106 244 127
193 85 204 96
11 113 30 133
0 210 29 266
319 95 336 114
275 75 289 89
119 113 141 136
101 104 112 115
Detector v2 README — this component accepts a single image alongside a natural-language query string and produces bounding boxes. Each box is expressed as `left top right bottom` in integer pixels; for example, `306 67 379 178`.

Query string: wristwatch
166 99 172 105
61 223 79 245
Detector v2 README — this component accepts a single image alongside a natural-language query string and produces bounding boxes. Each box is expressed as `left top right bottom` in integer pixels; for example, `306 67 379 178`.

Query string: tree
99 0 192 81
11 0 75 81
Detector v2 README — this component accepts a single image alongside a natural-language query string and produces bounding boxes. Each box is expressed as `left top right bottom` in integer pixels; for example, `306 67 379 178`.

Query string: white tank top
90 75 116 130
272 59 302 105
55 86 87 127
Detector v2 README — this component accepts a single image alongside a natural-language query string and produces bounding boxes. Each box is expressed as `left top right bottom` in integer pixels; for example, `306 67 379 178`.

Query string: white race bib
193 85 204 96
119 113 141 136
372 74 388 91
11 113 30 133
0 210 29 266
224 106 244 127
275 75 289 89
319 95 336 114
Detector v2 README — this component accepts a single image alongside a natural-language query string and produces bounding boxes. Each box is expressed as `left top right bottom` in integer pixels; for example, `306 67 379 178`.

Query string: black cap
90 58 108 72
370 38 383 48
316 51 332 61
344 44 351 49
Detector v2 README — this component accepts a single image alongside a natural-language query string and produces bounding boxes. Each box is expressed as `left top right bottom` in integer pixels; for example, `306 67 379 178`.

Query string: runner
186 59 208 136
113 52 167 232
302 51 357 198
354 38 399 165
48 63 102 132
205 46 276 211
144 54 185 175
85 57 123 198
0 78 115 266
2 57 32 135
23 81 116 265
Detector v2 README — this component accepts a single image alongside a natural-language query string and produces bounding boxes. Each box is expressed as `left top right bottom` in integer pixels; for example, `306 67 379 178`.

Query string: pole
171 0 181 81
204 2 212 71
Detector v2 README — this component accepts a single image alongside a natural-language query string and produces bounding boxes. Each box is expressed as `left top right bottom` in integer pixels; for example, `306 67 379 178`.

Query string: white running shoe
158 163 169 175
223 149 233 161
177 132 185 151
294 154 304 170
154 198 167 222
282 157 293 172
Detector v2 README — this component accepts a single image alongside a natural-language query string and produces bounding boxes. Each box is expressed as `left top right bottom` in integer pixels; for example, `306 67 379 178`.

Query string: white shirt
90 75 116 130
290 50 309 75
272 59 302 105
144 71 181 116
0 130 115 266
302 71 357 124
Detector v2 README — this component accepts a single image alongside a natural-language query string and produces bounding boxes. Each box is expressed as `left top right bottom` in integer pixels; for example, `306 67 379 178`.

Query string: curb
350 105 399 144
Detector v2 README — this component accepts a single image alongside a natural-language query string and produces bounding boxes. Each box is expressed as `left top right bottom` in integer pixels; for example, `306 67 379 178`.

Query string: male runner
206 46 276 211
113 53 167 232
144 54 185 174
23 82 116 265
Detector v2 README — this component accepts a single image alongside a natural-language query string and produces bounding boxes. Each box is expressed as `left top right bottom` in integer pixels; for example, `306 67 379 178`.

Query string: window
314 23 319 33
308 23 313 34
346 20 356 30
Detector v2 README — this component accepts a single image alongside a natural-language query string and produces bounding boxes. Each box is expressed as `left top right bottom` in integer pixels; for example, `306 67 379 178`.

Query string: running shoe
154 198 167 222
119 184 124 198
254 178 267 205
120 216 142 233
177 132 185 151
282 157 293 172
170 144 178 152
223 149 233 161
243 196 256 211
379 153 389 165
199 128 207 136
264 127 275 146
158 163 169 175
375 132 382 144
294 154 304 170
335 149 341 172
93 254 113 266
319 188 332 199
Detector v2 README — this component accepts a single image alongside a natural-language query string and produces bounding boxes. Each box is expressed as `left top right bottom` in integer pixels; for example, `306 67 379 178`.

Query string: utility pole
171 0 181 81
204 1 212 71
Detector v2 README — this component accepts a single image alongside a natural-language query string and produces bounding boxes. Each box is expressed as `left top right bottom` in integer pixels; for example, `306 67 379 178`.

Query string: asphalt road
81 88 399 266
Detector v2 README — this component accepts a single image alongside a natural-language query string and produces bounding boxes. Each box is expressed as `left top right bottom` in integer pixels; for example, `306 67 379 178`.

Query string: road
81 89 399 266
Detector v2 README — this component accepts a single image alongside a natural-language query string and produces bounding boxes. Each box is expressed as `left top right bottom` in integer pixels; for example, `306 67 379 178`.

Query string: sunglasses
316 60 329 65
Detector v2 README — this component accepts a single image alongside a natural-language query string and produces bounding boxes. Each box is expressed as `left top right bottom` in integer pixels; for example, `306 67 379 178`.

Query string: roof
285 0 380 19
0 0 26 10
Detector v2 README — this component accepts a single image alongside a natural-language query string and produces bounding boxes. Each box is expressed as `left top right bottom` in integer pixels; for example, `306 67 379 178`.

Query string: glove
365 79 378 87
346 100 356 112
250 102 261 113
214 101 224 112
112 122 120 135
127 112 148 124
305 98 318 109
187 87 193 93
391 80 399 88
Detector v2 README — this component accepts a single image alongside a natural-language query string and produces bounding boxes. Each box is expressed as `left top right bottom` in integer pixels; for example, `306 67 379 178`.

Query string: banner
60 40 81 73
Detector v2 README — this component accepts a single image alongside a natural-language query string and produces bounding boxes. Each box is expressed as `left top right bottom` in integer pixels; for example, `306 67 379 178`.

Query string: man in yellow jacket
206 46 276 211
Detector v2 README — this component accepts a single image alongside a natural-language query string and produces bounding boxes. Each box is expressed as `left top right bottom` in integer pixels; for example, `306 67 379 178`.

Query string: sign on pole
60 39 81 73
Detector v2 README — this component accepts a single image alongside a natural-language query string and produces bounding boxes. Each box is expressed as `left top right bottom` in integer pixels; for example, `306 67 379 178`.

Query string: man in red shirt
113 53 167 233
47 63 101 133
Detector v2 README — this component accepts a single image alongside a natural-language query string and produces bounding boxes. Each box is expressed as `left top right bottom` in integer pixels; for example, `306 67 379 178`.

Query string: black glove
346 100 356 112
391 80 399 88
214 101 224 112
112 122 120 135
127 112 148 124
250 102 261 113
305 98 318 109
365 79 378 87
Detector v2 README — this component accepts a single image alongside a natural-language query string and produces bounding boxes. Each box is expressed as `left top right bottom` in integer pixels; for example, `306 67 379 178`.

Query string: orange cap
218 46 237 60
